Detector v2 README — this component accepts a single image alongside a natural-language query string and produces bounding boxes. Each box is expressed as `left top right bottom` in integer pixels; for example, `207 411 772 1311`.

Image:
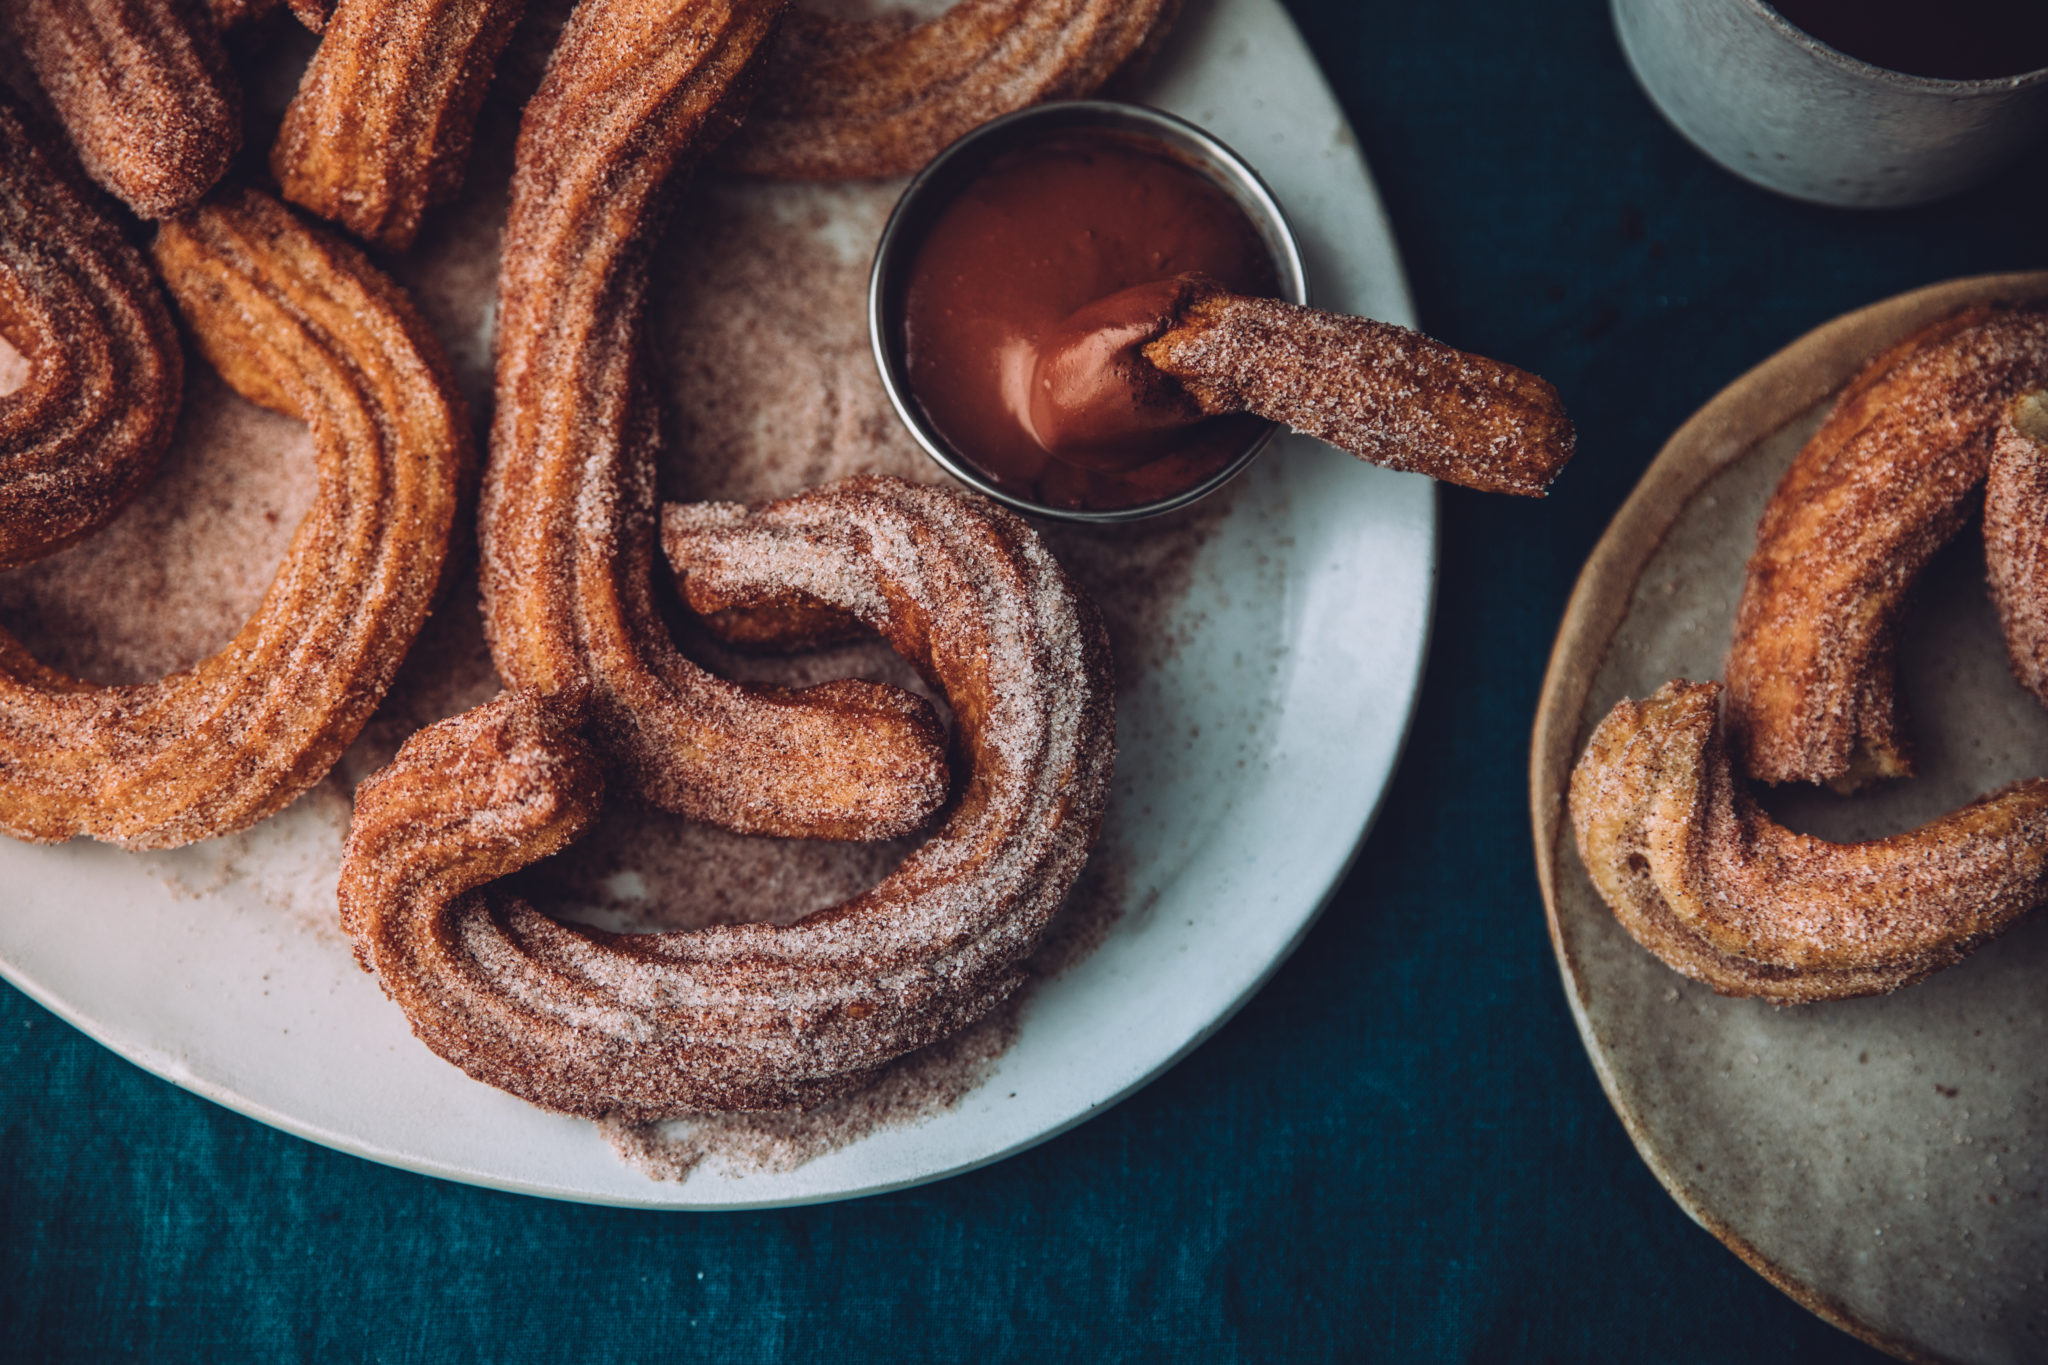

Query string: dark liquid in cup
1771 0 2048 81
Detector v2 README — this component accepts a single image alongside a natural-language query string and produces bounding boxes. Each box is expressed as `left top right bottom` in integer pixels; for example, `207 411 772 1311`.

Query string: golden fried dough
1139 277 1576 497
272 0 526 250
1570 680 2048 1003
0 91 182 569
482 0 954 841
1985 391 2048 709
342 477 1116 1115
1726 305 2048 789
0 189 468 849
718 0 1179 180
15 0 240 218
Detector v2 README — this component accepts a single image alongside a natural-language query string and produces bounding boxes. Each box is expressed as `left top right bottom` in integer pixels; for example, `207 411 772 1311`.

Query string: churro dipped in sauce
902 127 1576 510
901 130 1279 511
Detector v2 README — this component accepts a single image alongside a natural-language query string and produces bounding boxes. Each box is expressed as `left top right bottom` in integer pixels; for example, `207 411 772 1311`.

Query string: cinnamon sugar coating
15 0 240 219
272 0 525 250
1726 306 2048 790
717 0 1178 180
342 476 1116 1116
1142 283 1576 497
0 188 468 849
1569 680 2048 1004
483 0 953 841
1985 391 2048 709
0 92 182 569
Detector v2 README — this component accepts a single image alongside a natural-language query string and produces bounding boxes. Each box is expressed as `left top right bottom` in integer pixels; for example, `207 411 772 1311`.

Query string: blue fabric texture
5 0 2040 1359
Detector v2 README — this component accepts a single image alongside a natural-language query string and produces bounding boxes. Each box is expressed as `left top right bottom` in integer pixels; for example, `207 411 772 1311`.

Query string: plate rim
1527 269 2048 1364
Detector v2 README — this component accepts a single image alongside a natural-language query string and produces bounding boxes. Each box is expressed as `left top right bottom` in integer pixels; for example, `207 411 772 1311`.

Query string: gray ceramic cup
1613 0 2048 208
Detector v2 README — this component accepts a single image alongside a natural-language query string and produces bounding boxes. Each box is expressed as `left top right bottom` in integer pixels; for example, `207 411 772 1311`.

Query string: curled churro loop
482 0 950 841
1725 305 2048 790
1569 680 2048 1004
717 0 1179 181
272 0 526 250
342 476 1116 1116
0 92 182 570
0 188 468 849
15 0 240 219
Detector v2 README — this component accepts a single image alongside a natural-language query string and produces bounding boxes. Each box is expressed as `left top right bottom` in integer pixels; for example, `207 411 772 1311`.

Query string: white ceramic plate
0 0 1433 1208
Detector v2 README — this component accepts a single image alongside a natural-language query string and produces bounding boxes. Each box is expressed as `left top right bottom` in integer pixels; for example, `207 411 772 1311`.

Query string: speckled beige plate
1532 273 2048 1365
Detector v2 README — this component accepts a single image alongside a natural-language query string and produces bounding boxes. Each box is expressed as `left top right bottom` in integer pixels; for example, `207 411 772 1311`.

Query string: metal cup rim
867 99 1309 526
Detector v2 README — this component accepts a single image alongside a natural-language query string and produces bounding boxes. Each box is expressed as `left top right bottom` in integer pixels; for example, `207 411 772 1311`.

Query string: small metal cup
868 100 1308 525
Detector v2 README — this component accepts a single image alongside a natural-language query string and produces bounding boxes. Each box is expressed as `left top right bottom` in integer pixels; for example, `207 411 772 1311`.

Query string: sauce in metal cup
869 101 1307 525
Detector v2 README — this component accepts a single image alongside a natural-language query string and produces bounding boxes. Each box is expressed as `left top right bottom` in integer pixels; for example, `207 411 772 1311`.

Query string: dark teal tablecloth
5 2 2041 1359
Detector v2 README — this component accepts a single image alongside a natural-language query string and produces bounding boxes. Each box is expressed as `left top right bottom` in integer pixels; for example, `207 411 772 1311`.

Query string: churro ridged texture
0 92 182 570
0 188 468 850
1984 391 2048 710
718 0 1178 180
1142 281 1576 497
342 476 1117 1116
14 0 240 218
1725 305 2048 790
1569 680 2048 1004
483 0 954 841
272 0 526 250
